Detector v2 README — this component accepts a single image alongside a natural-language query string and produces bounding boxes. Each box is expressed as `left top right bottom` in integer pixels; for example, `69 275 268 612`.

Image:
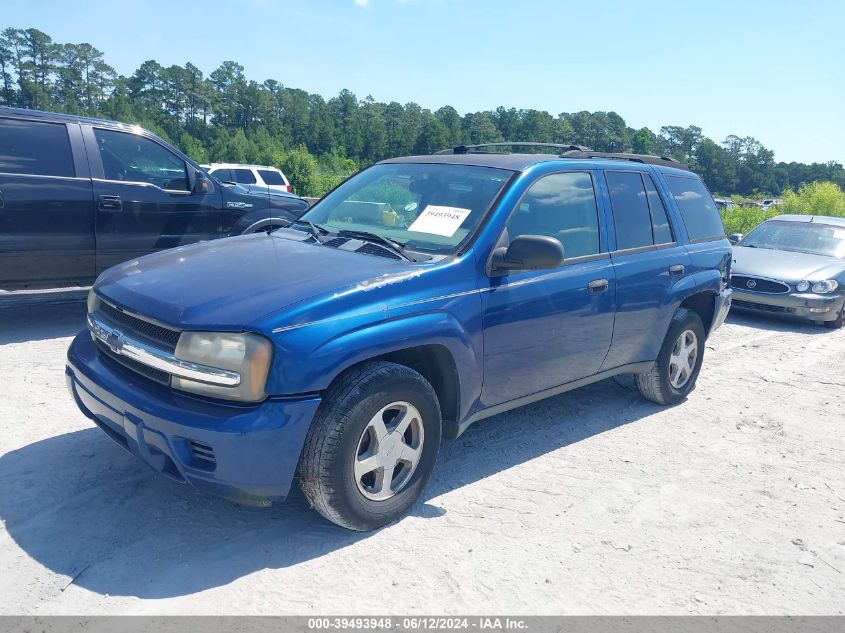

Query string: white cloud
353 0 369 7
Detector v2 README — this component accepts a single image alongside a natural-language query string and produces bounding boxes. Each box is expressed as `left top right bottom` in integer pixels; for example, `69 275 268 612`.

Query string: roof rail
560 150 686 169
434 142 591 155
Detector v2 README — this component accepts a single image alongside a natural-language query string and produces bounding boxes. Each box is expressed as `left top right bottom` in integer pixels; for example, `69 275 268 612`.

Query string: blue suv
66 144 732 530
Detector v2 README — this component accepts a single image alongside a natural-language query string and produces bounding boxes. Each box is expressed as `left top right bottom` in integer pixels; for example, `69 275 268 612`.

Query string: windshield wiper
337 229 417 262
293 219 330 244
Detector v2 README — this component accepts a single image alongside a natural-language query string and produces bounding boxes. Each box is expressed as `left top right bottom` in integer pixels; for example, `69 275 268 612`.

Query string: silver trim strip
88 314 241 387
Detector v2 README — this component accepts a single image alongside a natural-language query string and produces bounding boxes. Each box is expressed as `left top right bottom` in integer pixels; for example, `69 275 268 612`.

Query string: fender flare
279 310 481 423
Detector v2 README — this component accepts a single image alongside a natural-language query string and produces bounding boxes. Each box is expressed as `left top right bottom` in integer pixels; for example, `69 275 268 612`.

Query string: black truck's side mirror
491 235 565 273
728 233 744 245
189 168 208 194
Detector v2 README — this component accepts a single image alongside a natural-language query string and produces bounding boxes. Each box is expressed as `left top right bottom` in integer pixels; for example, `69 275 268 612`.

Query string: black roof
0 106 141 132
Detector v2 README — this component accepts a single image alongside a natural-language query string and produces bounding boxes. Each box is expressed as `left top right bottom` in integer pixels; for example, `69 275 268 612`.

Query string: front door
0 117 94 290
480 171 616 409
84 126 221 273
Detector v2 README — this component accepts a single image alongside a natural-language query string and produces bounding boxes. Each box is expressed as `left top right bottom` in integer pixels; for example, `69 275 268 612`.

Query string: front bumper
731 289 845 322
66 332 321 505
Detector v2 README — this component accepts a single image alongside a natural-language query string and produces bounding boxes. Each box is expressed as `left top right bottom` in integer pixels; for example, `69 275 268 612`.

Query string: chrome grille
95 340 171 385
730 275 790 294
98 301 181 351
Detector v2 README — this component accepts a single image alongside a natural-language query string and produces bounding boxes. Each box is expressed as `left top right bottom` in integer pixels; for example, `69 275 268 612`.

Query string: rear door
599 169 691 370
84 125 222 273
0 116 94 290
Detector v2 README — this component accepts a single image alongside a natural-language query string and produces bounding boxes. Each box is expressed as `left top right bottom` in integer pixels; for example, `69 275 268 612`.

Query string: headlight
87 289 100 313
172 332 273 402
795 280 810 292
811 279 839 294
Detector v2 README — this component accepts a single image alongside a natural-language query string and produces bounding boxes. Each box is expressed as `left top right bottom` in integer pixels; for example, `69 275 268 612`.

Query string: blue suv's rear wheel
636 308 706 405
298 361 442 531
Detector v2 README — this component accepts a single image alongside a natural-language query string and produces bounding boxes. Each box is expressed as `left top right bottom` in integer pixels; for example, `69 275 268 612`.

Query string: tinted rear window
0 118 75 177
232 168 256 184
665 175 725 241
258 169 285 185
607 171 654 250
210 168 232 181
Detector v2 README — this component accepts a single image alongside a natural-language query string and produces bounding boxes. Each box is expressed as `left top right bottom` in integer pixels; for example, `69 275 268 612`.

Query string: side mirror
191 169 208 194
491 235 565 273
729 233 744 245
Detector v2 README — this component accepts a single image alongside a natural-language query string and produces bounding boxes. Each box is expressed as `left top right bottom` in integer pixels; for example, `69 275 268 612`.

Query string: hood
732 246 845 281
94 233 419 330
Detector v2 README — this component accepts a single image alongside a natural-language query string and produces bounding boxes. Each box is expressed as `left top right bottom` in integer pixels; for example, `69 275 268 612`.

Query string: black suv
0 107 309 294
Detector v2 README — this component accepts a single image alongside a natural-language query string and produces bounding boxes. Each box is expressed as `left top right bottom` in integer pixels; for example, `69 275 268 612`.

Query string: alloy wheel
354 401 425 501
668 329 698 389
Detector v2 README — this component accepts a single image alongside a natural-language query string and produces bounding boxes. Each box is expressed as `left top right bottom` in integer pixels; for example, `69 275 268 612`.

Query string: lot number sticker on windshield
407 205 471 237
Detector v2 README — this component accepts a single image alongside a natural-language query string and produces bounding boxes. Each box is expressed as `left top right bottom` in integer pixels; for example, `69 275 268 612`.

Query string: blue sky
4 0 843 163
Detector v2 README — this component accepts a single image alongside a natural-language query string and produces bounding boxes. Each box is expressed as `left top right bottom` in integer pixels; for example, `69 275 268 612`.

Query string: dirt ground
0 301 843 615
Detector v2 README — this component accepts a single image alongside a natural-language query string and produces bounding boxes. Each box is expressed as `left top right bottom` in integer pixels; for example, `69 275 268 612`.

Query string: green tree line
2 26 844 198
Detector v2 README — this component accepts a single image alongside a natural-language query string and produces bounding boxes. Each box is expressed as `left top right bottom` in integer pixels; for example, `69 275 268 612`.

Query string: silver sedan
729 214 845 328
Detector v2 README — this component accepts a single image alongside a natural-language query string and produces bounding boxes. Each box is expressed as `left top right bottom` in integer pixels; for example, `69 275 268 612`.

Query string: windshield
298 163 512 254
741 220 845 258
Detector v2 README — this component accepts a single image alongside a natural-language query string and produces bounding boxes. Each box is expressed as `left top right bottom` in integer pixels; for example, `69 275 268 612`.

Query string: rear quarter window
0 118 75 177
664 175 725 242
257 169 285 186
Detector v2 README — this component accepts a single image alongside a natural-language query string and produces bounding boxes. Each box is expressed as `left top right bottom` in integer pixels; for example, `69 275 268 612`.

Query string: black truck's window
643 173 674 244
95 128 188 191
506 172 601 259
232 168 257 184
665 175 725 242
0 118 75 177
606 171 653 250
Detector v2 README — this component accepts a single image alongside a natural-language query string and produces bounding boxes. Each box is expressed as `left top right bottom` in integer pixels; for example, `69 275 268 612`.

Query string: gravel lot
0 302 843 615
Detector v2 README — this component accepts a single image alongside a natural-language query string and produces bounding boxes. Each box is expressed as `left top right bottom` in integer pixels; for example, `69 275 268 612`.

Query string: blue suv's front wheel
298 361 442 530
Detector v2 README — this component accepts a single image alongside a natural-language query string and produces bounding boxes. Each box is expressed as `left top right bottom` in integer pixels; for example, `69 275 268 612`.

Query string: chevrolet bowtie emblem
105 329 124 354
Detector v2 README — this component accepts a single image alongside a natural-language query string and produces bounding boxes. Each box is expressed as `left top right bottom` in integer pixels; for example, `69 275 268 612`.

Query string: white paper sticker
407 205 471 237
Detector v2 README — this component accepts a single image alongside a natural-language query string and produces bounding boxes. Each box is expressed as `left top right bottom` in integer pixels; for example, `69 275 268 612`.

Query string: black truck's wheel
298 361 441 531
636 308 706 405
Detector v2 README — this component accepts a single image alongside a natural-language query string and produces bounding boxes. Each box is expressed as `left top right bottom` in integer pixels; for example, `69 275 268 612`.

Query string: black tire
823 305 845 329
298 361 442 531
636 308 706 405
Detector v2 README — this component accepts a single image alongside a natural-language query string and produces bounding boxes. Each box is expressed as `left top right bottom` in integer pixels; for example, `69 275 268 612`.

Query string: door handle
669 264 685 275
587 278 609 294
98 194 122 211
0 188 4 209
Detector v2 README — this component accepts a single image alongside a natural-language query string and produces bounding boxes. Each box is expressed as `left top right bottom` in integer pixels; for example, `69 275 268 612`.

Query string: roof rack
434 142 590 155
434 142 687 169
560 150 686 169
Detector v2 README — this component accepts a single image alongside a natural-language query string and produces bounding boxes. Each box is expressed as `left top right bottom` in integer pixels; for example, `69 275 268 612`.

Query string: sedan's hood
732 246 844 281
94 233 418 329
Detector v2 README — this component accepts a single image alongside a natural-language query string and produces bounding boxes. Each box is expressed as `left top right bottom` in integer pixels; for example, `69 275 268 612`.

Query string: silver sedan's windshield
742 220 845 258
298 163 512 254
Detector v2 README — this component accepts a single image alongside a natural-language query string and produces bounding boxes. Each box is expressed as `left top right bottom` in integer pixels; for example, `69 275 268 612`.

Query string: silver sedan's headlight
795 280 811 292
172 332 273 402
811 279 839 294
